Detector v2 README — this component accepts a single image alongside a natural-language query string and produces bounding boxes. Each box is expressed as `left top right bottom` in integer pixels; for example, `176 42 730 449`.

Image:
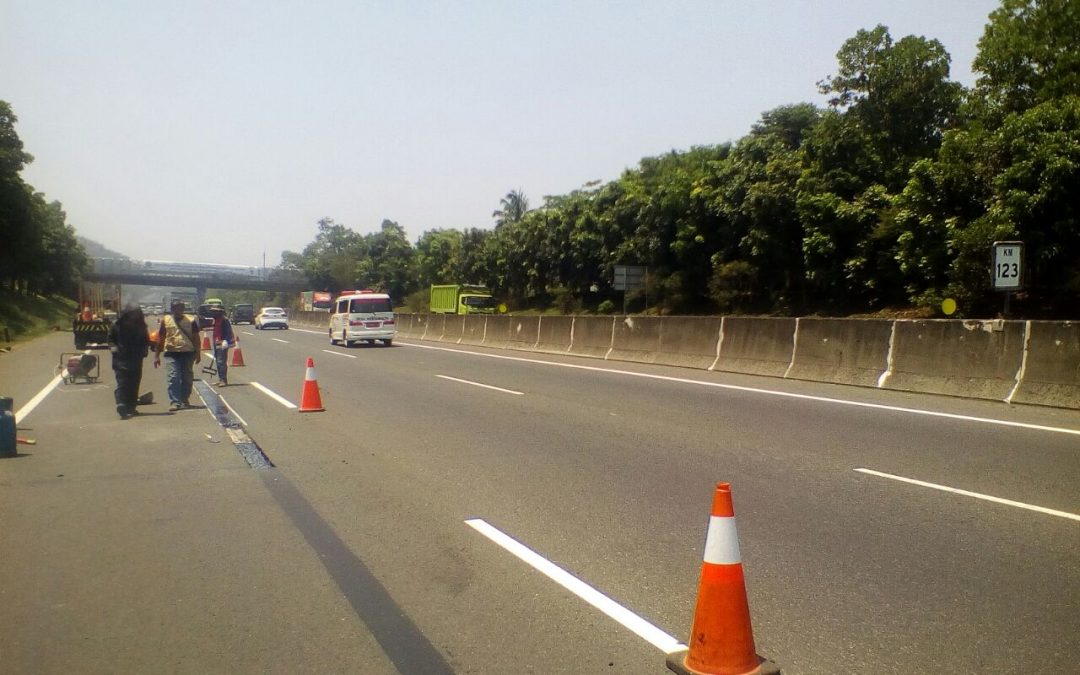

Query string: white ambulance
329 290 396 347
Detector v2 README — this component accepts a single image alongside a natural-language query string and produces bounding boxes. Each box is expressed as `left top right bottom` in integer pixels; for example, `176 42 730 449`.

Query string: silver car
255 307 289 330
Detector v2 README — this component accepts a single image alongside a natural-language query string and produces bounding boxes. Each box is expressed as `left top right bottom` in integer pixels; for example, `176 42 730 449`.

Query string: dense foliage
285 3 1078 318
0 101 87 297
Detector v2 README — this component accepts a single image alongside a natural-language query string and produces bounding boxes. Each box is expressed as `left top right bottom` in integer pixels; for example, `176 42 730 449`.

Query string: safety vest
162 314 197 352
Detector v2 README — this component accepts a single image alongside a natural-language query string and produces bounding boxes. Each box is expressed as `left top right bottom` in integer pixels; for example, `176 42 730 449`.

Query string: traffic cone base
298 357 324 412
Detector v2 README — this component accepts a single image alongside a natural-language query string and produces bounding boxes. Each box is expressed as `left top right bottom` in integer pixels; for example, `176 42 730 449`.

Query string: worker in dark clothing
208 305 235 386
108 306 150 419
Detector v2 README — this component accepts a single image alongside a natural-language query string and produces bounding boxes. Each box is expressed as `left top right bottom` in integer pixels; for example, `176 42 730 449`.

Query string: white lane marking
288 327 327 335
436 375 523 396
855 468 1080 522
241 331 255 336
218 394 249 427
322 349 357 359
465 519 686 654
401 342 1080 437
250 381 298 409
15 373 64 424
272 338 290 343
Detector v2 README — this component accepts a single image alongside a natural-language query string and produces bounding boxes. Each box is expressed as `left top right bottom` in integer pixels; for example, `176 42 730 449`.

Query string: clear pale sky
3 1 1001 268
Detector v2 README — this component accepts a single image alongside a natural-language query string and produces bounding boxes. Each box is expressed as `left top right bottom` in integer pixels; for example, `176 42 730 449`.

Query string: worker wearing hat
153 300 201 410
208 304 235 386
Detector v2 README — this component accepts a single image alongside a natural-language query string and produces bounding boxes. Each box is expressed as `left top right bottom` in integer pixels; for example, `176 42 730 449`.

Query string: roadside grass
0 290 77 349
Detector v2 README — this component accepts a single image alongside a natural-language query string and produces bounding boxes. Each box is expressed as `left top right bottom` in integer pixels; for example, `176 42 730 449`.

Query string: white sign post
991 241 1024 317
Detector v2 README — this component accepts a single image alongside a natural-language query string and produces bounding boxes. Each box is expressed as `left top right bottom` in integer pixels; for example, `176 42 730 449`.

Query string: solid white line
250 381 297 409
272 338 290 343
465 519 686 654
437 374 523 396
322 349 357 359
288 327 326 335
400 342 1080 437
14 373 64 424
854 468 1080 522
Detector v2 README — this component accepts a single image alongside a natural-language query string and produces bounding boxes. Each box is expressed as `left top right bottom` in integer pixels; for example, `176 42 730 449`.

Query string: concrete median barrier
535 316 573 353
712 317 796 377
506 316 541 352
1007 321 1080 408
417 313 443 341
654 317 724 370
568 316 615 359
442 315 465 343
461 316 487 345
880 319 1025 401
483 315 512 349
608 316 662 364
395 313 416 338
786 318 892 387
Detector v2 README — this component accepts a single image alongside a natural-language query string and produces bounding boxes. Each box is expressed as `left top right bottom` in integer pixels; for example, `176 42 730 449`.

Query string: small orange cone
230 344 246 367
298 357 324 412
201 334 211 350
667 482 780 675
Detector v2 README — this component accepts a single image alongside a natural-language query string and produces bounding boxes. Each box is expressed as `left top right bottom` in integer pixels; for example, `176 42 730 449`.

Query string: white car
255 307 289 330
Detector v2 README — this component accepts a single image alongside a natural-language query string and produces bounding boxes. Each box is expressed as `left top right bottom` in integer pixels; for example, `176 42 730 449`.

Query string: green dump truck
429 285 496 314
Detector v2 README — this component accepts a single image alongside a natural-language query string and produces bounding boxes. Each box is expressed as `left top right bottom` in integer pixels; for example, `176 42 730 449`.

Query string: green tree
818 25 962 190
492 189 530 227
973 0 1080 119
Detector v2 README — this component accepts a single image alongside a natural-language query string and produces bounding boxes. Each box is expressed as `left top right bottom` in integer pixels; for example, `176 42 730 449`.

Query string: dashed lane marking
437 375 523 396
466 518 686 654
855 468 1080 522
250 382 297 409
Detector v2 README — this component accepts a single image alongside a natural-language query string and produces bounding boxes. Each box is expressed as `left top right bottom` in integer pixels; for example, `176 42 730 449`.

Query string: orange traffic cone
201 334 211 350
298 357 324 412
667 483 780 675
230 344 245 367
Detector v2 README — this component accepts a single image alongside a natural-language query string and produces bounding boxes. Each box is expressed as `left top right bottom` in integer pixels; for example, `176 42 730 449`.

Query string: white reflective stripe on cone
703 516 741 565
305 367 317 380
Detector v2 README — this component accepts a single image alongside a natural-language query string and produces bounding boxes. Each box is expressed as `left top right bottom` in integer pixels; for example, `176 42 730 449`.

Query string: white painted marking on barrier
321 349 357 359
604 315 616 360
437 375 523 396
272 338 290 343
250 382 298 409
465 518 686 654
877 321 897 388
709 316 725 372
783 317 800 379
399 342 1080 437
703 516 742 565
1005 320 1031 404
14 373 64 424
855 468 1080 522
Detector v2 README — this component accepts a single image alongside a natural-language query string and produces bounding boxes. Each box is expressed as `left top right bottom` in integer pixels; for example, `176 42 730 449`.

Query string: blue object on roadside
0 396 15 457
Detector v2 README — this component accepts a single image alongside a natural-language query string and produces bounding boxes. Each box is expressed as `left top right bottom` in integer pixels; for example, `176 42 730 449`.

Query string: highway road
2 323 1078 674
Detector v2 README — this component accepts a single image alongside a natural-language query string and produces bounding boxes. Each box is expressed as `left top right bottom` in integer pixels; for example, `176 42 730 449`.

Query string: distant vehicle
329 291 395 347
299 291 333 312
230 303 254 324
430 284 496 314
255 307 289 330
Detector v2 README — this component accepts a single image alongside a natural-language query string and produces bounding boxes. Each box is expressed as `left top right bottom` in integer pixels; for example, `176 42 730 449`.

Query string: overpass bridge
82 257 310 301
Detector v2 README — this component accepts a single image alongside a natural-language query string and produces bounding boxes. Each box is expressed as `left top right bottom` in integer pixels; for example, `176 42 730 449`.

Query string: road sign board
992 241 1023 291
613 265 645 291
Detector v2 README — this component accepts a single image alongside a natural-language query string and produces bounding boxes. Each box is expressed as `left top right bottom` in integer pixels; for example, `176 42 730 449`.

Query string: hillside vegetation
0 289 76 349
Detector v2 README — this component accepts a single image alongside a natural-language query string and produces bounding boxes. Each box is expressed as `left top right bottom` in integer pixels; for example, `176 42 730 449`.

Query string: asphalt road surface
2 324 1078 674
